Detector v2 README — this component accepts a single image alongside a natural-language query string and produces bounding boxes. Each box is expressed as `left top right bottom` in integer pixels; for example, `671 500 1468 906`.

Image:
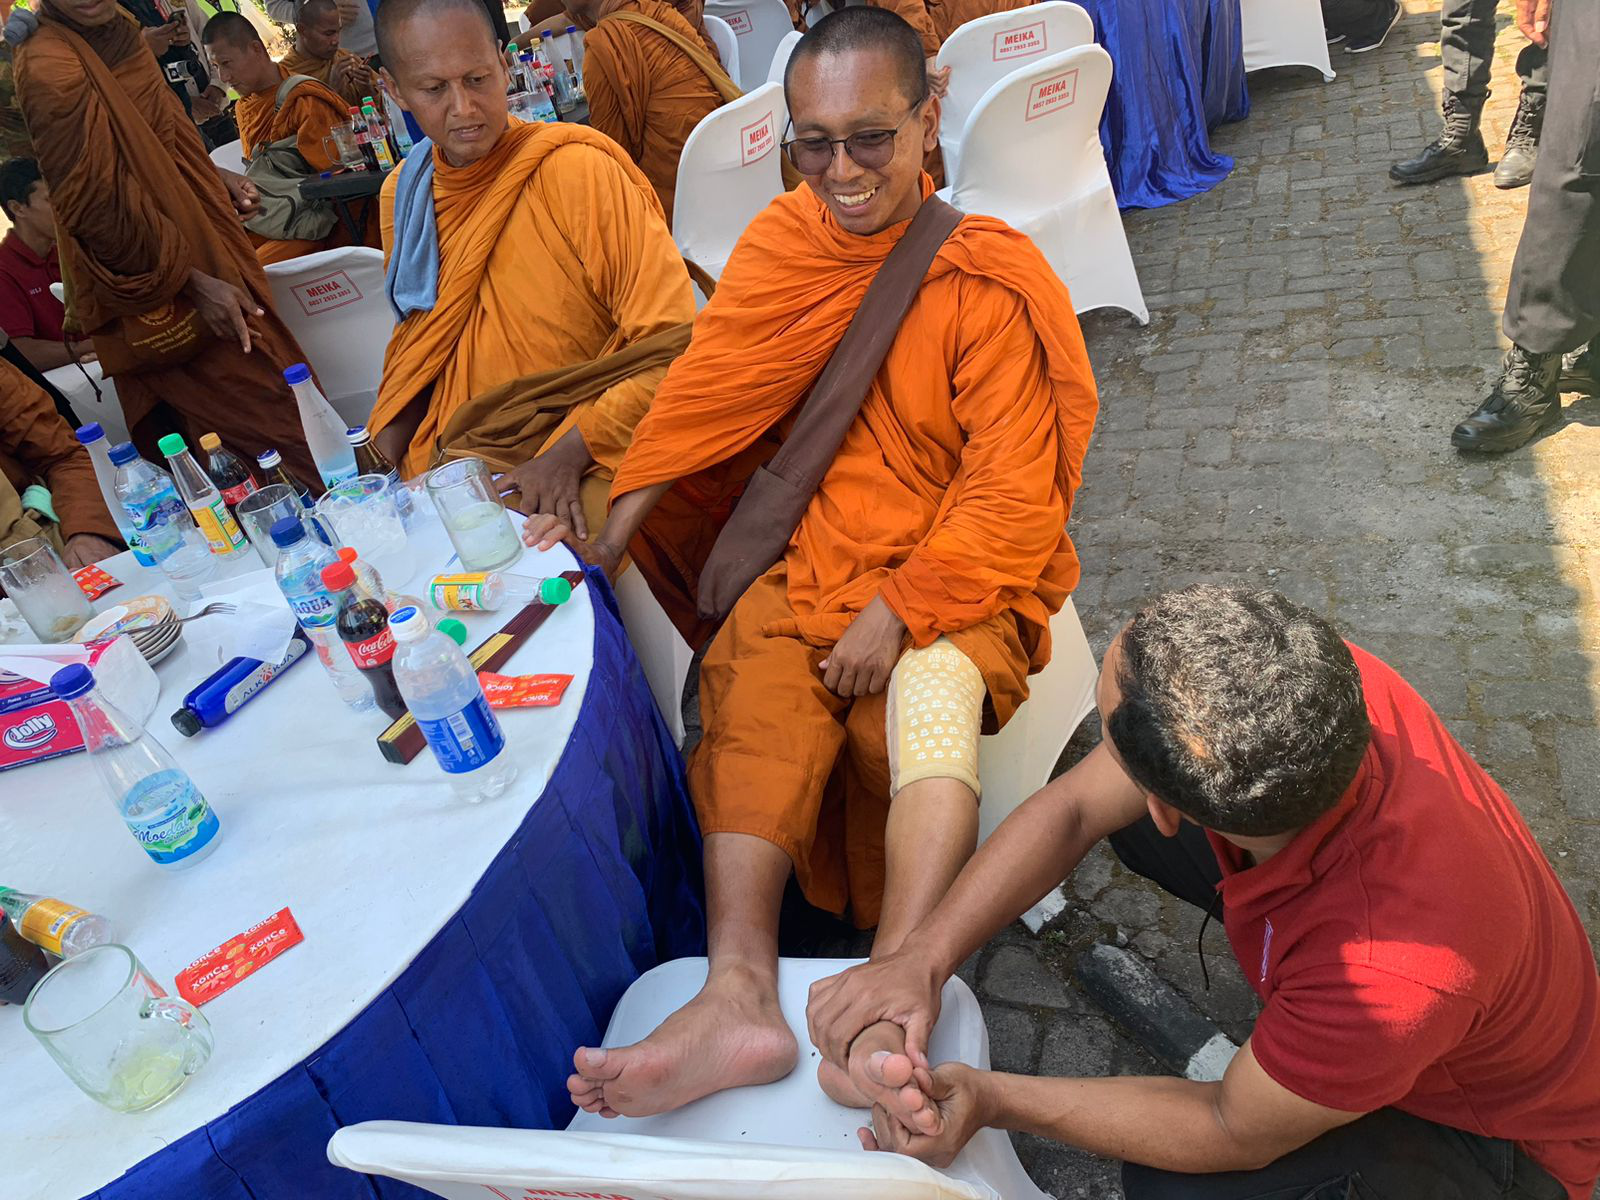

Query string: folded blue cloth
384 139 440 322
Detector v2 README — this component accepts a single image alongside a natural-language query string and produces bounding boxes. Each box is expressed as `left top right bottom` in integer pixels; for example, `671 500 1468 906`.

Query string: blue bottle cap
107 441 140 466
74 422 105 445
283 363 311 385
269 516 306 547
49 663 95 701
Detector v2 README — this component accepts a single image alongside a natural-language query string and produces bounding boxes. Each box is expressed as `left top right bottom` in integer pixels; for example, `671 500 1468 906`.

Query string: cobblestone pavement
785 4 1600 1196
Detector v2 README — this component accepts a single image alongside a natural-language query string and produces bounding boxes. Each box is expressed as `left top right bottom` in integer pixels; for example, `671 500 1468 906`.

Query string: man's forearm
594 480 672 557
10 336 74 370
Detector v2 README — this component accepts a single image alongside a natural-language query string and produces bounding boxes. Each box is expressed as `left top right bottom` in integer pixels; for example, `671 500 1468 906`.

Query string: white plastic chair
942 44 1149 324
1240 0 1335 81
327 958 1048 1200
703 13 743 86
612 566 696 747
977 595 1098 844
767 27 803 84
262 245 391 428
935 1 1094 181
672 81 788 283
45 361 129 445
704 0 795 92
209 138 246 174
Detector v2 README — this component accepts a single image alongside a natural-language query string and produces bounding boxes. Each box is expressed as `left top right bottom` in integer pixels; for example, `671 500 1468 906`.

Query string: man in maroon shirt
809 585 1600 1199
0 157 95 370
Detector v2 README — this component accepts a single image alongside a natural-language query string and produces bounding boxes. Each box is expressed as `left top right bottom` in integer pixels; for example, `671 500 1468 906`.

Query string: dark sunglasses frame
780 97 928 175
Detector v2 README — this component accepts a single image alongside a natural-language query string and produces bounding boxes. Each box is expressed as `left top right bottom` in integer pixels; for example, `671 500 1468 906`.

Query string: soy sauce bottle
198 432 259 519
0 910 49 1006
320 560 407 720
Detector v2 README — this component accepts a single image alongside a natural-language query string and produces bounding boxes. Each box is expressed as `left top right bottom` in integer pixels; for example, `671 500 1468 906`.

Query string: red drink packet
478 672 573 709
176 907 304 1006
72 565 120 600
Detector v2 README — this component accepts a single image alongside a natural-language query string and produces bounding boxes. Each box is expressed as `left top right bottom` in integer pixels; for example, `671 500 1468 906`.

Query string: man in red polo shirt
0 157 95 370
808 585 1600 1199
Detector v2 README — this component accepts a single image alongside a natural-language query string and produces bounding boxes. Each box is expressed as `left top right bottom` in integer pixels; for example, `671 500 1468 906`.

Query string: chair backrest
328 1123 995 1200
209 138 246 174
261 245 391 429
935 1 1094 177
704 0 795 91
702 13 743 88
671 81 787 281
949 43 1112 213
767 27 803 84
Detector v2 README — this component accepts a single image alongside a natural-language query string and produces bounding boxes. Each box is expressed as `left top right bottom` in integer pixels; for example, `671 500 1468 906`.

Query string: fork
178 602 238 624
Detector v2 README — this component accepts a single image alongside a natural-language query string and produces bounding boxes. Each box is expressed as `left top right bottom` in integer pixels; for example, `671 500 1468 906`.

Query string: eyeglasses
781 99 926 175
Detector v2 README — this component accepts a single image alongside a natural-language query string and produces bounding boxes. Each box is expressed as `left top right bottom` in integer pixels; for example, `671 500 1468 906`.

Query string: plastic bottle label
191 499 246 554
124 487 187 555
286 587 338 628
428 573 492 611
19 899 90 957
220 478 258 507
346 627 395 669
127 533 158 568
416 693 506 774
122 770 219 865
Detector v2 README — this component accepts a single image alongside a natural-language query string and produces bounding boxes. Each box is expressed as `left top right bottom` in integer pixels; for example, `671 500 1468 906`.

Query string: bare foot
568 968 798 1118
817 1020 937 1133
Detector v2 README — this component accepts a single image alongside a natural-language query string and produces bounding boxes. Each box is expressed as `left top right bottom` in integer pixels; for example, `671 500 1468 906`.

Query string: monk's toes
573 1045 624 1081
867 1049 916 1089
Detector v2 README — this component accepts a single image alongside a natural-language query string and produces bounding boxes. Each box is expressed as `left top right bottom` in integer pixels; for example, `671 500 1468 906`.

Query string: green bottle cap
539 577 572 605
437 618 468 646
157 433 188 456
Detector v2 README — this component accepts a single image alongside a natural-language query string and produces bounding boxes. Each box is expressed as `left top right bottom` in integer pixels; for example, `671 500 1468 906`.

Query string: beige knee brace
886 636 984 800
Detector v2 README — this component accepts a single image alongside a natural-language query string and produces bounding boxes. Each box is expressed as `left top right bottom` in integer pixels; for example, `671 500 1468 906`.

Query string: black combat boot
1494 89 1544 189
1451 346 1563 453
1391 94 1489 185
1558 340 1598 396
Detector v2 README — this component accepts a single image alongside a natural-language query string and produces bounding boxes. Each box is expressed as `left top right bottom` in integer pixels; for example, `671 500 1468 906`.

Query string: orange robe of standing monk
583 0 723 227
236 64 367 265
15 4 321 484
369 121 694 528
279 44 373 106
782 0 939 54
609 177 1098 925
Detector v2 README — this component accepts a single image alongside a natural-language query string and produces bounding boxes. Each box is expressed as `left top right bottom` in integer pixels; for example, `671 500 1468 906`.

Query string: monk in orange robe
368 0 694 536
528 0 717 55
14 0 322 484
567 0 724 225
526 7 1096 1122
928 0 1031 42
204 11 368 265
280 0 379 107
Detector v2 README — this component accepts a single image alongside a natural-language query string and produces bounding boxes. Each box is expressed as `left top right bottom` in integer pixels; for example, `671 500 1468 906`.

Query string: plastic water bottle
284 364 358 489
561 26 585 98
516 51 558 122
158 433 248 559
270 517 375 711
427 570 571 612
540 32 576 113
389 606 516 802
109 442 215 599
50 664 222 870
75 423 153 566
0 887 113 958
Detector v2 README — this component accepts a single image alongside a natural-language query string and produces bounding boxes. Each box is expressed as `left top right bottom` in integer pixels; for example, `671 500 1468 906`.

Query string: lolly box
0 635 159 773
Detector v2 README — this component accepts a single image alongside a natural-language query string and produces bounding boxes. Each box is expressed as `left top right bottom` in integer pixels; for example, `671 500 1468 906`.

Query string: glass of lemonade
23 944 213 1112
0 536 94 643
426 458 523 572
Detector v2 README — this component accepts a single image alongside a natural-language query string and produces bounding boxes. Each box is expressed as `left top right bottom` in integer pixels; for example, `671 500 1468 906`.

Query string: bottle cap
345 425 370 444
108 441 139 466
157 433 187 457
539 577 572 605
320 561 356 591
198 432 221 452
337 546 358 564
540 29 552 37
74 422 105 445
389 605 426 642
270 515 306 547
283 363 311 385
507 40 518 51
49 663 94 701
257 448 283 468
565 24 578 33
437 618 468 646
171 708 203 737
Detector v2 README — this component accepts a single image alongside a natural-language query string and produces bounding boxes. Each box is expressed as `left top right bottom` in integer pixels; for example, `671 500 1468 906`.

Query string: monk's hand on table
820 595 905 696
808 949 944 1077
501 430 593 540
185 268 262 353
860 1064 989 1168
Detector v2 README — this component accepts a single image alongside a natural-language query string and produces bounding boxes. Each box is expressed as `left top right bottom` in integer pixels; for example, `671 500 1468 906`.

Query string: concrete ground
781 2 1599 1195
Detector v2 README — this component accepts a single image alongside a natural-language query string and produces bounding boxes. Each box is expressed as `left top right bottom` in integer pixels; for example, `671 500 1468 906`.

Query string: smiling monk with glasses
524 5 1099 1128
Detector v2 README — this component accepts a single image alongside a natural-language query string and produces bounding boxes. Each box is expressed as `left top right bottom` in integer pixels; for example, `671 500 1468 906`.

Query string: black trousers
1441 0 1548 104
1503 0 1600 354
1106 818 1567 1200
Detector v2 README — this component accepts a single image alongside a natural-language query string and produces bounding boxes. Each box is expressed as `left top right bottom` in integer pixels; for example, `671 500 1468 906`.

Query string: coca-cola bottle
198 432 259 519
320 560 407 720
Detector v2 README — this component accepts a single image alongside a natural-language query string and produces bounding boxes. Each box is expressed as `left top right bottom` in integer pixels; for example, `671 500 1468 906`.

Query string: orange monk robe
15 5 322 484
584 0 723 226
279 44 375 107
1 360 122 549
370 122 695 511
236 64 369 265
782 0 939 54
666 0 721 56
609 177 1098 924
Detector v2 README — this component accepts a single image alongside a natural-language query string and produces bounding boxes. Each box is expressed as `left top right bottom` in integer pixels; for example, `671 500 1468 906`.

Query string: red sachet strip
72 564 120 600
176 907 304 1006
478 672 574 709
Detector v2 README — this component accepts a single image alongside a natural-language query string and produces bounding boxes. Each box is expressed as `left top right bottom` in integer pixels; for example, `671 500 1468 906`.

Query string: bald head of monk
294 0 345 61
782 7 939 237
376 0 511 168
203 12 281 97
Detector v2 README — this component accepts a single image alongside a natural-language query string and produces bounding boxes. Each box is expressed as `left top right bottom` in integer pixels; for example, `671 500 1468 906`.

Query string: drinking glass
322 123 365 172
426 458 523 571
316 473 416 586
23 944 213 1113
237 484 306 567
0 536 94 643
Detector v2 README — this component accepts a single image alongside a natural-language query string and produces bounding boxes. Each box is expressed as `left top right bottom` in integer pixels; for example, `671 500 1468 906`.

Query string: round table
2 511 705 1200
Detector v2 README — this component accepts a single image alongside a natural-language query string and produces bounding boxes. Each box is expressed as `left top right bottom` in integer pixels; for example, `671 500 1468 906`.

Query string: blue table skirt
1082 0 1251 210
86 568 707 1200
